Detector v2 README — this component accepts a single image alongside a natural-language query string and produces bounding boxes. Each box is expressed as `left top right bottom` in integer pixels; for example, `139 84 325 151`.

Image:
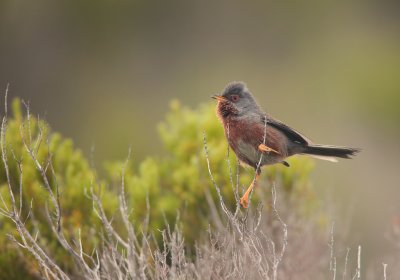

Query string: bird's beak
211 94 226 102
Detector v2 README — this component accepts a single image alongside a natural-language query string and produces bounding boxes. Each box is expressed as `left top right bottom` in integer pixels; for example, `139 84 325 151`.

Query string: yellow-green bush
0 98 319 279
0 99 119 278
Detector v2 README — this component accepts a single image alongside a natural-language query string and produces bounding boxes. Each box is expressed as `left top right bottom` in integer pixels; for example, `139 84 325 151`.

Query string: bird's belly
233 139 282 168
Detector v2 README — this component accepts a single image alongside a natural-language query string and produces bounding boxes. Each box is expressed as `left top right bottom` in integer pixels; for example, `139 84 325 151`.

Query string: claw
240 195 249 208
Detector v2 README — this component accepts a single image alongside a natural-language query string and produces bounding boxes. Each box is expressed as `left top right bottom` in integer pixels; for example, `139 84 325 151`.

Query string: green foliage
0 98 320 278
0 99 119 278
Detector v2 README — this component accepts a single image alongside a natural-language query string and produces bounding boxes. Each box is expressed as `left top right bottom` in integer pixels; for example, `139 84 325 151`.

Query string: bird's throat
216 101 239 120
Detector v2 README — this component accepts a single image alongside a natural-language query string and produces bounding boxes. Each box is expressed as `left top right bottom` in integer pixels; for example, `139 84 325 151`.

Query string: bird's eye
231 95 239 102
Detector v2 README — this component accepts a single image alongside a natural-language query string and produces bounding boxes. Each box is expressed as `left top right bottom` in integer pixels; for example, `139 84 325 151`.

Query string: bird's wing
262 115 312 145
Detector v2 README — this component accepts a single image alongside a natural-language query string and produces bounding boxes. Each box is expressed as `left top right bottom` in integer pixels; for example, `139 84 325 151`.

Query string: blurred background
1 0 399 268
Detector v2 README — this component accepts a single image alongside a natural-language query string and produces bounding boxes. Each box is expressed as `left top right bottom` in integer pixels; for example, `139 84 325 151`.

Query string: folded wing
263 116 312 145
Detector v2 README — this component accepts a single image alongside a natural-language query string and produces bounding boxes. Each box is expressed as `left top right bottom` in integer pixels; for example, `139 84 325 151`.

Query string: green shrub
0 99 119 278
0 98 319 278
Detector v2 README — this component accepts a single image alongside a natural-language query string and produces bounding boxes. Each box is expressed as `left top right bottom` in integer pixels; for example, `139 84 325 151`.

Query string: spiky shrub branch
0 94 167 279
1 87 68 279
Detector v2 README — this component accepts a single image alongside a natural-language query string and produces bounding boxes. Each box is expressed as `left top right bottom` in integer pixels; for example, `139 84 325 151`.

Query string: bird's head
212 82 260 118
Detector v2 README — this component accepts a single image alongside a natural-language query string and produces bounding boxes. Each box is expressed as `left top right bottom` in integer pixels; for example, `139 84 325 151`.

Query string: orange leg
240 173 260 208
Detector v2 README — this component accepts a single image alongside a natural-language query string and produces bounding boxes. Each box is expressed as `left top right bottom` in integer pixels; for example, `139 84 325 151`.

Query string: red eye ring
231 95 239 102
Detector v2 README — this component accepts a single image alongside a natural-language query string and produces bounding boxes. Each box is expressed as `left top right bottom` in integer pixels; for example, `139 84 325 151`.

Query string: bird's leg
240 145 277 208
240 173 260 208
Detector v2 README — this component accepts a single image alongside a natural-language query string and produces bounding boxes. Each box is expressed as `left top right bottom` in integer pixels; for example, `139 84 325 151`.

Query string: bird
212 81 360 208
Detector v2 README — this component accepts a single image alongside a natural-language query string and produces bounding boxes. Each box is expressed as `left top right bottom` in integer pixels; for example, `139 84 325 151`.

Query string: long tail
302 144 360 162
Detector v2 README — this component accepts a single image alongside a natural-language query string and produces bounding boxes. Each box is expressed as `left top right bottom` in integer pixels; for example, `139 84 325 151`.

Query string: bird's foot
240 194 249 208
258 143 280 155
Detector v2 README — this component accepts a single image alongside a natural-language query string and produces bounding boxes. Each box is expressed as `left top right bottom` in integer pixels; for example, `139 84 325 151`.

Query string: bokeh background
1 0 400 268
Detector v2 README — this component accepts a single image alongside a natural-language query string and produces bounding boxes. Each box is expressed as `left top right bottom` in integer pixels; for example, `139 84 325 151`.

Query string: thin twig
343 247 350 280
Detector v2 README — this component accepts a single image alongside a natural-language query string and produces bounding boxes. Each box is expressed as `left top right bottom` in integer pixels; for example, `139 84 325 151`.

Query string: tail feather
302 145 360 160
309 155 338 162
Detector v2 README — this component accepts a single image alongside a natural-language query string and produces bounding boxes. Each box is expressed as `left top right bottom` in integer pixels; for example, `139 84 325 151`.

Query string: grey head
219 81 261 116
